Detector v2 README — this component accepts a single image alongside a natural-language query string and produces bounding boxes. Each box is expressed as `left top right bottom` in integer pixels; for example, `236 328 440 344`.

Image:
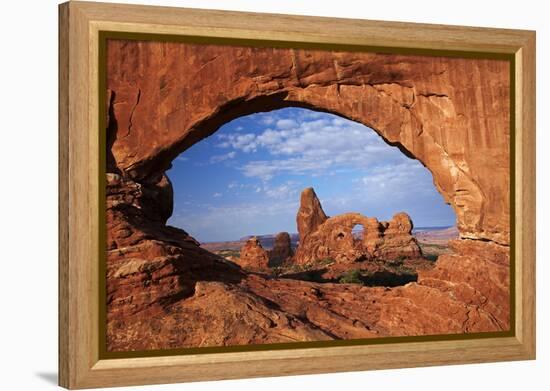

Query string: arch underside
104 40 511 352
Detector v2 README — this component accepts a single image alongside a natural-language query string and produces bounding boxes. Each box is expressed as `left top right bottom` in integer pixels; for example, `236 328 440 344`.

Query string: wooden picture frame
59 1 536 389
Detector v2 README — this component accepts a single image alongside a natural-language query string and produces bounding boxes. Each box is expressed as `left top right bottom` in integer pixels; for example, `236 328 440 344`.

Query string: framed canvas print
58 1 536 389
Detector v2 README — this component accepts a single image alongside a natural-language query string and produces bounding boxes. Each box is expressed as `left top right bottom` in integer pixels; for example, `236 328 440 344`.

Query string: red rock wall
107 40 510 244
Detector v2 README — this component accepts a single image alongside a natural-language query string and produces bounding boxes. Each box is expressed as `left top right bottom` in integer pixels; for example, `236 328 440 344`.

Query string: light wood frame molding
58 1 536 389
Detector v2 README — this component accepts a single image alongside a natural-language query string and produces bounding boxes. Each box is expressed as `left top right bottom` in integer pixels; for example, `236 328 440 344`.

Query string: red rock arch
107 40 510 246
105 40 512 350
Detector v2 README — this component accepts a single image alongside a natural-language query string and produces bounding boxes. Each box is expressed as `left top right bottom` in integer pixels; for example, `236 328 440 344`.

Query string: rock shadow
280 266 418 287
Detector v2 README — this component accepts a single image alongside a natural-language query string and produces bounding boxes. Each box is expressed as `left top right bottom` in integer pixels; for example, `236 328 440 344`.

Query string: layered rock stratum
105 40 510 352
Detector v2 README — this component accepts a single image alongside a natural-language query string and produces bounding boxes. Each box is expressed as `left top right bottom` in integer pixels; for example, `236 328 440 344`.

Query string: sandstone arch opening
105 39 511 352
165 107 457 286
352 224 365 243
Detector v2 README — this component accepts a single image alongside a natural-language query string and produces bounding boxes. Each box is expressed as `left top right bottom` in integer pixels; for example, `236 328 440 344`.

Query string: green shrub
390 263 415 275
271 266 283 276
339 269 363 284
316 257 335 266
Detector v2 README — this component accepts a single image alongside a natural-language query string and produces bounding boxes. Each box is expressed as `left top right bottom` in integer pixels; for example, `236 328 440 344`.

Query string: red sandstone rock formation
268 232 294 266
238 237 269 269
294 189 422 264
297 188 328 242
104 40 511 352
373 212 423 259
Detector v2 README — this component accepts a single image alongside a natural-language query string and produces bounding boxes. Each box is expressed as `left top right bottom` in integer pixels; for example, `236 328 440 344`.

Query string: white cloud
276 118 298 129
241 158 334 181
218 113 414 180
170 198 300 241
350 162 435 203
299 110 326 120
259 114 275 125
210 151 236 163
256 129 282 146
359 163 425 186
216 133 257 153
263 181 301 199
212 192 222 198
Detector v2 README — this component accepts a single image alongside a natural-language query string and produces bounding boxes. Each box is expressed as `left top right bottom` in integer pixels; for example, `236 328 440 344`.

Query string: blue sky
166 108 456 242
